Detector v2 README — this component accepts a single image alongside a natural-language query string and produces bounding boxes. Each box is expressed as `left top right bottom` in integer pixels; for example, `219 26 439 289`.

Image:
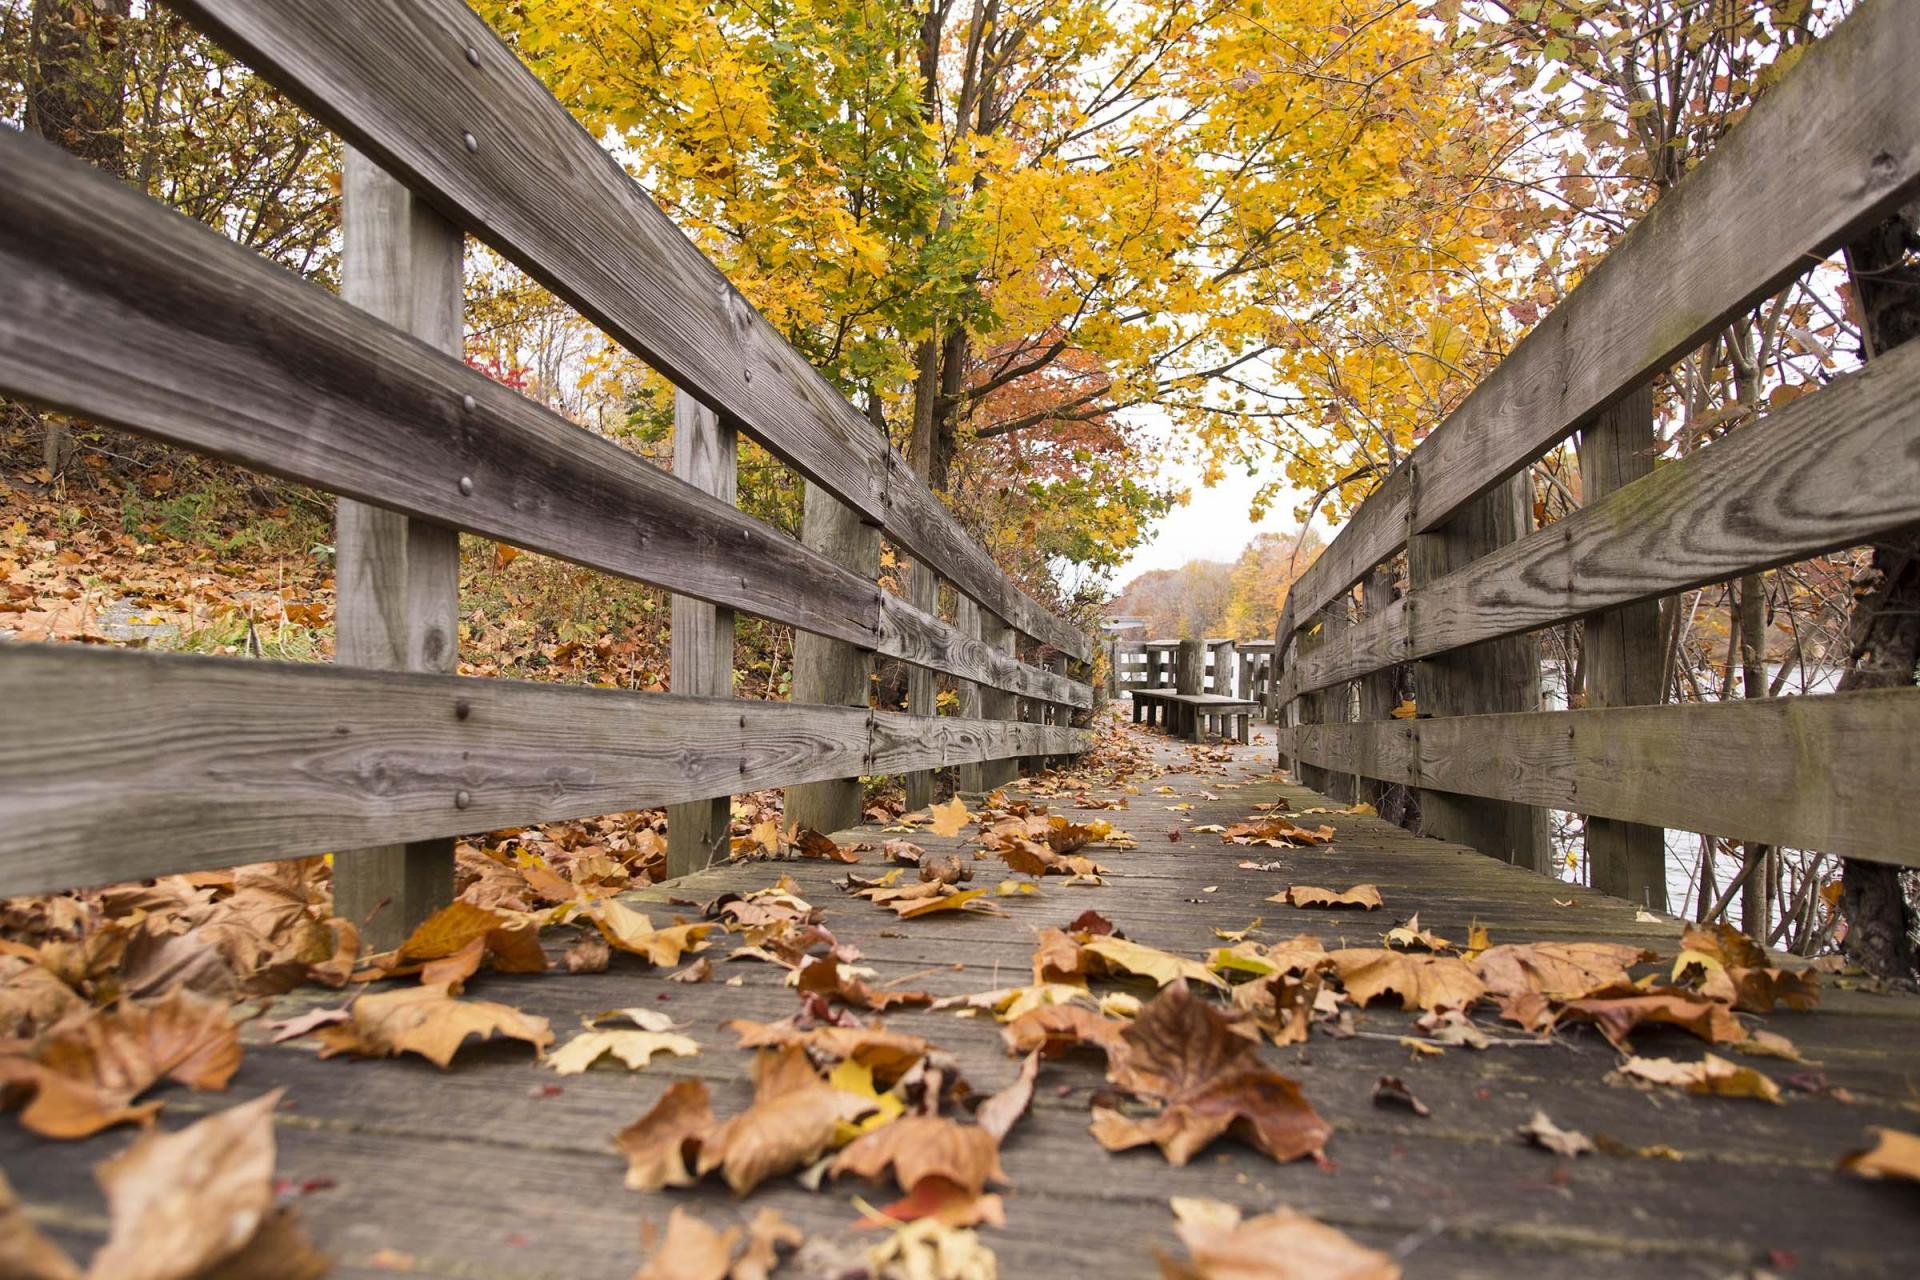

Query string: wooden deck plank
5 716 1915 1277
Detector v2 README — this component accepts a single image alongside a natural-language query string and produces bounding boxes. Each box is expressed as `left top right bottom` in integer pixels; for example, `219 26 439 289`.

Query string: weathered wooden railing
1269 0 1920 908
0 0 1090 947
1111 638 1268 701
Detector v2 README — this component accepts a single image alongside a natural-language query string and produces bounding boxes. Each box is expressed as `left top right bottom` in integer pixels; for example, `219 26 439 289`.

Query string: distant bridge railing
0 0 1090 945
1109 638 1276 714
1268 0 1920 906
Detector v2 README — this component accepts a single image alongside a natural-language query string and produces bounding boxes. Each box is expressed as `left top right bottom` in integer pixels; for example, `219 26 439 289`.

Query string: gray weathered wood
785 483 880 836
168 0 1086 664
0 130 1088 709
956 601 1019 794
1275 337 1920 701
666 393 738 879
331 148 463 949
1356 565 1407 820
1577 385 1667 910
0 644 1084 898
1409 475 1551 872
1273 0 1920 631
902 562 939 811
1275 687 1920 869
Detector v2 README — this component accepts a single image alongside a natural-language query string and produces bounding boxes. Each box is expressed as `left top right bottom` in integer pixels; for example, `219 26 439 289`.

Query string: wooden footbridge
1 1 1918 1276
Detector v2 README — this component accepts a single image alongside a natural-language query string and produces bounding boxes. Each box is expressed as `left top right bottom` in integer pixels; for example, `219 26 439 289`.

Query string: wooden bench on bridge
1 0 1919 1275
1130 689 1261 744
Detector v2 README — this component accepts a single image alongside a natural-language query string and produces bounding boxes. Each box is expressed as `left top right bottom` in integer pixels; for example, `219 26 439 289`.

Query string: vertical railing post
902 562 940 811
666 392 738 878
1358 565 1410 823
1319 599 1356 803
787 483 879 835
332 149 463 950
957 600 1017 795
1409 472 1551 871
1577 385 1666 909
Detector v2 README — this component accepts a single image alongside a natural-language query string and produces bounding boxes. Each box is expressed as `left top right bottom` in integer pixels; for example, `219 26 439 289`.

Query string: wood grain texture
1577 385 1667 910
331 148 464 948
1274 0 1920 631
0 645 1084 898
1282 336 1920 697
1410 475 1551 873
902 561 939 810
955 601 1019 794
666 392 739 879
786 483 880 836
166 0 1085 663
1276 688 1920 868
0 130 1081 706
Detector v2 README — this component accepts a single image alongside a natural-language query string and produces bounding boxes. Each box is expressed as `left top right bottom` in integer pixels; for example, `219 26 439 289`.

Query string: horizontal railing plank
1277 0 1920 634
170 0 1086 664
1275 339 1920 700
1275 689 1920 868
0 644 1088 898
0 131 1089 710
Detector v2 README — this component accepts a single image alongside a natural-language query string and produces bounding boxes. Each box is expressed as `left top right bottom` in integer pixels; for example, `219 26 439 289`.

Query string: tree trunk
1837 205 1920 982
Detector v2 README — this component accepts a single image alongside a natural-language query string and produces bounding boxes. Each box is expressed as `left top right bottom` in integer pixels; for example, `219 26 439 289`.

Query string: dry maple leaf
1471 942 1652 1000
581 899 717 966
795 829 860 863
926 797 972 838
314 981 553 1067
1517 1109 1594 1158
1000 1005 1130 1059
1326 949 1485 1012
1220 819 1335 848
1838 1127 1920 1183
617 1080 717 1190
884 840 925 865
1614 1054 1781 1103
1162 1198 1400 1280
1091 981 1330 1167
1276 884 1382 910
0 956 85 1039
831 1115 1008 1197
856 1177 1007 1230
633 1207 735 1280
1229 972 1322 1047
1082 937 1227 990
87 1089 328 1280
0 987 243 1139
725 1020 929 1084
697 1046 877 1194
549 1029 699 1075
1031 927 1091 985
565 935 612 974
1552 990 1744 1053
974 1051 1041 1144
794 955 932 1012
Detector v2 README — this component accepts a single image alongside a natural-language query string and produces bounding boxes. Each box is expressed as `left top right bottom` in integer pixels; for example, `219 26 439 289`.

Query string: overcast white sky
1113 445 1330 584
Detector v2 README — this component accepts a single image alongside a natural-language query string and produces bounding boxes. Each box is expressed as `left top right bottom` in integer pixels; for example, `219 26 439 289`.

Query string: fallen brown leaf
1517 1109 1594 1158
1553 990 1744 1053
616 1080 716 1191
1838 1127 1920 1183
1371 1076 1429 1117
831 1115 1008 1197
0 1168 80 1280
313 981 553 1068
697 1046 876 1193
87 1089 328 1280
1091 981 1330 1166
1613 1054 1781 1103
1277 885 1382 911
1162 1198 1399 1280
1326 949 1485 1012
1471 942 1652 1000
